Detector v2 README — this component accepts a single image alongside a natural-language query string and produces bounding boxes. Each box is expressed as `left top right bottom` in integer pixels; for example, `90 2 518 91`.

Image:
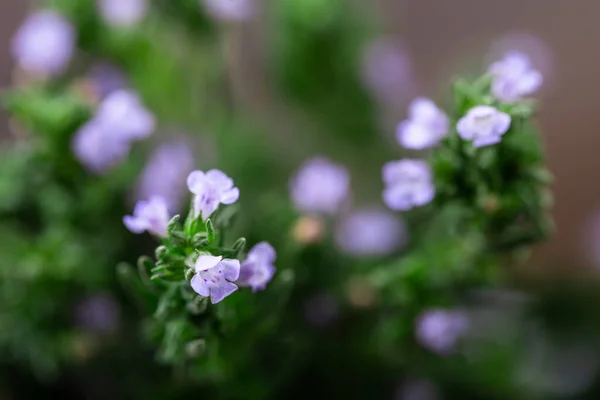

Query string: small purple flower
415 309 469 355
187 169 240 220
86 63 128 99
202 0 254 21
123 196 170 237
72 120 131 174
190 255 241 304
98 0 148 27
457 105 511 148
396 98 449 150
136 141 195 214
489 52 542 102
95 89 155 140
361 38 414 106
237 242 276 291
73 90 155 172
382 160 435 211
335 208 407 257
75 293 120 334
290 157 350 215
11 11 75 77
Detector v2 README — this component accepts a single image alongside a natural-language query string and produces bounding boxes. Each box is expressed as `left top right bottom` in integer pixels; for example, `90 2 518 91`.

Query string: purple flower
190 255 241 304
382 160 435 211
136 141 195 214
489 52 542 102
457 105 511 148
202 0 254 21
335 208 407 257
415 309 469 355
75 293 120 334
86 63 128 99
396 98 449 150
361 38 414 106
187 169 240 220
98 0 148 27
123 196 170 237
95 89 155 140
290 157 350 215
237 242 276 291
72 120 131 174
11 11 75 77
72 89 154 173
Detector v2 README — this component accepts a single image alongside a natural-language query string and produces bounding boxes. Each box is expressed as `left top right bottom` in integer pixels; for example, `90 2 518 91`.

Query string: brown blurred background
1 0 597 270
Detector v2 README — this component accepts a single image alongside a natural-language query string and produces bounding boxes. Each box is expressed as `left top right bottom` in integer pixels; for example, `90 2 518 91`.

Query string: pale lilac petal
412 184 436 206
123 215 148 233
190 274 210 297
196 195 220 219
456 118 475 140
248 242 276 264
98 0 148 27
383 187 413 211
206 169 234 190
187 170 206 195
409 98 439 123
218 259 241 281
220 187 240 205
209 281 238 304
195 255 223 272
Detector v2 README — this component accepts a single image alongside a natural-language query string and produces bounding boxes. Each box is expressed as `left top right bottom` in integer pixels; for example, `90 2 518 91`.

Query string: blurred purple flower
187 169 240 220
457 105 511 148
361 38 415 106
136 141 195 214
98 0 148 27
76 293 120 334
304 293 338 327
415 309 469 355
489 52 542 102
95 89 155 140
72 120 131 174
396 98 449 150
335 208 407 257
290 157 350 215
202 0 254 21
86 63 128 99
123 196 170 237
72 89 154 173
237 242 276 291
488 31 553 85
382 159 435 211
191 255 241 304
11 11 75 77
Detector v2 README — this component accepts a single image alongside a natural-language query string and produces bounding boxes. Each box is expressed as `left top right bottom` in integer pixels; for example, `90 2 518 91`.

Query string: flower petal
220 187 240 205
187 170 206 194
123 215 148 233
209 281 238 304
190 274 210 297
219 258 241 281
195 255 223 272
248 242 276 264
206 169 233 190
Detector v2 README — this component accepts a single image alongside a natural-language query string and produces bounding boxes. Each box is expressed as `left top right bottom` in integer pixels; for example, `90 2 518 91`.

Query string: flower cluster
98 0 148 27
125 168 275 304
415 309 470 355
73 89 155 173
